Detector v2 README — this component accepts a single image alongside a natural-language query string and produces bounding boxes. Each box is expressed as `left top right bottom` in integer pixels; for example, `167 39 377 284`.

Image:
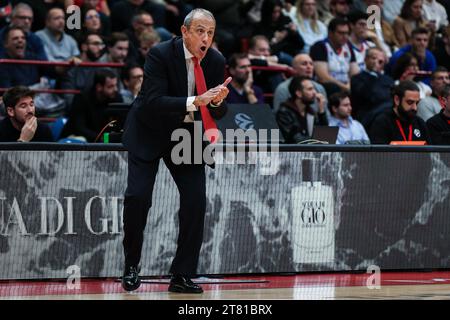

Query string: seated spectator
0 86 53 142
348 11 388 71
99 32 129 65
273 53 328 115
310 17 360 96
99 32 129 91
289 0 328 54
80 2 111 34
276 76 328 143
417 67 450 121
426 83 450 144
328 91 370 144
387 28 437 85
351 47 395 128
60 33 105 108
62 69 123 142
248 35 289 68
422 0 448 31
82 8 110 37
393 0 431 48
226 53 265 104
135 29 160 66
125 11 169 65
368 80 431 144
0 3 47 60
110 0 167 33
247 35 290 93
392 52 432 98
120 63 143 104
0 26 52 88
35 8 80 62
322 0 351 26
253 0 304 65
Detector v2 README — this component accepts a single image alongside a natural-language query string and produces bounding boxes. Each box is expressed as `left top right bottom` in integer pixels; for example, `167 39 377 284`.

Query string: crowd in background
0 0 450 145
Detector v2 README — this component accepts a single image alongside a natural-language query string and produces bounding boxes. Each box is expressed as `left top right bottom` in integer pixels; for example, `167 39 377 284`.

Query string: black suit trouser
122 145 206 276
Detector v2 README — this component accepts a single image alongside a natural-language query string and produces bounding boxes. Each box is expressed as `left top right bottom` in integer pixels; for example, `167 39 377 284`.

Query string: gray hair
11 2 33 17
183 8 215 28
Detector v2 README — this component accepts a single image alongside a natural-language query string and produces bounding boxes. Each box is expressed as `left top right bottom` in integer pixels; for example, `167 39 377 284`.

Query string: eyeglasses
85 13 100 20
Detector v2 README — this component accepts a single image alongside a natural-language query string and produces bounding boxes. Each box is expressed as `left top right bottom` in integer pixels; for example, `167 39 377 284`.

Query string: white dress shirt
183 43 198 123
423 0 449 29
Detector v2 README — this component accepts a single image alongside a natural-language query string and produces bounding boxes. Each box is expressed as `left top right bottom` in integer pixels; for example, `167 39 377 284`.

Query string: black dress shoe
121 265 141 292
168 275 203 294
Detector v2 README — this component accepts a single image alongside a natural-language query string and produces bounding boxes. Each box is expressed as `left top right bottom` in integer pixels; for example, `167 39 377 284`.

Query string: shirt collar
183 43 194 61
330 115 354 126
45 27 64 42
366 70 379 77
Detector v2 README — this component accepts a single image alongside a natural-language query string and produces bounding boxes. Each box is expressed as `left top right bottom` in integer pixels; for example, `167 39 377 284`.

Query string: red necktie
192 57 219 143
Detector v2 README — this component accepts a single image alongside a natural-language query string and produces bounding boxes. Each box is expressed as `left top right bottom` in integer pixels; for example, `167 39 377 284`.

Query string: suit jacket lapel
173 37 188 97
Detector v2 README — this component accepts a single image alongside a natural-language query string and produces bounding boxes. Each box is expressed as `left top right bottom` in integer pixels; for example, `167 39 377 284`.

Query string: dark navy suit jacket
122 37 227 161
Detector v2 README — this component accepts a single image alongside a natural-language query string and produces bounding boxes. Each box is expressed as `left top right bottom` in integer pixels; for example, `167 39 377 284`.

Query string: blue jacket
386 45 437 85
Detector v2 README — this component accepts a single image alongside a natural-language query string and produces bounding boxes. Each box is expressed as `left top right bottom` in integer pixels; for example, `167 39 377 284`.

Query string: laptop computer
311 126 339 144
106 102 131 130
215 103 280 143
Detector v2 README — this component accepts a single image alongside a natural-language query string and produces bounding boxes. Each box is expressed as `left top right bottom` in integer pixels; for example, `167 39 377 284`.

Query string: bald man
273 53 329 116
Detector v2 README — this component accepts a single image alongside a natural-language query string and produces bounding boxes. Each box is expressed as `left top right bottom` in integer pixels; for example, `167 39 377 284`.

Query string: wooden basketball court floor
2 271 450 300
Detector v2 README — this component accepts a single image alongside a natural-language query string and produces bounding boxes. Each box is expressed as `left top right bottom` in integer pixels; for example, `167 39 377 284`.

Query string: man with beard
35 8 80 62
328 91 370 144
369 80 431 144
276 76 327 143
0 86 53 142
273 53 328 114
226 53 264 104
61 68 123 142
60 33 106 109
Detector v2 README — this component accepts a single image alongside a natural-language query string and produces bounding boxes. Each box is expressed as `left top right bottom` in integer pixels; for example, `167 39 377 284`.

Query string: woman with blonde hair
289 0 328 54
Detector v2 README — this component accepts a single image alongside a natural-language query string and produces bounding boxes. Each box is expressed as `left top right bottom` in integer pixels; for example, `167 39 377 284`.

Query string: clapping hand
194 77 232 107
